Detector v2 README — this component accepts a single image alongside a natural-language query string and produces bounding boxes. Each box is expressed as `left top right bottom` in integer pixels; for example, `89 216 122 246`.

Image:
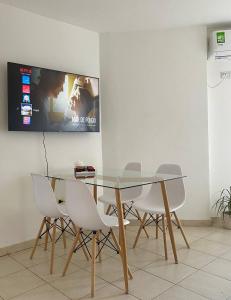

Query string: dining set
30 163 189 297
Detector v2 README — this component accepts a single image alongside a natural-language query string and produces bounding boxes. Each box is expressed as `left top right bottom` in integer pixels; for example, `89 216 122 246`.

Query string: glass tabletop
47 169 186 190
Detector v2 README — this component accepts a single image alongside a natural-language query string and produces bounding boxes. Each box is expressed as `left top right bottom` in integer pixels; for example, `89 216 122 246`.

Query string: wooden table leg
160 181 178 264
115 189 129 294
111 229 133 279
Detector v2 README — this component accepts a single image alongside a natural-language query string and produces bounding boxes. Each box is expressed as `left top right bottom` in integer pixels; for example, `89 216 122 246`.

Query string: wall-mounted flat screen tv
8 62 100 132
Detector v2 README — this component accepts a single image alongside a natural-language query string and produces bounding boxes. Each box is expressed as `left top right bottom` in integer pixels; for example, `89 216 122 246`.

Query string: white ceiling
1 0 231 32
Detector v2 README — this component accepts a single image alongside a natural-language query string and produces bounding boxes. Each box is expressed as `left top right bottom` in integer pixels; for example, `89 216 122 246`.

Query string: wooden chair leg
71 220 77 234
162 215 168 260
80 235 89 261
106 204 112 215
111 229 133 279
133 212 148 248
60 218 67 249
173 212 190 248
50 219 56 274
44 217 51 251
30 217 46 259
62 230 81 276
91 232 97 297
156 214 159 239
71 221 89 261
135 209 149 239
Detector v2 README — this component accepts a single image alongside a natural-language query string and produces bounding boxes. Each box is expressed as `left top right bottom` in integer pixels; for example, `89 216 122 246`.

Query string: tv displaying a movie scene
8 62 100 132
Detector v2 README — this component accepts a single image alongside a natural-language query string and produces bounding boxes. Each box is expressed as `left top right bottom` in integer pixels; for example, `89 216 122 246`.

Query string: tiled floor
1 225 231 299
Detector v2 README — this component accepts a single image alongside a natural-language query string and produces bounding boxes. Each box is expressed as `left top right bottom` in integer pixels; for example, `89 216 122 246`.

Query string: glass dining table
48 169 186 294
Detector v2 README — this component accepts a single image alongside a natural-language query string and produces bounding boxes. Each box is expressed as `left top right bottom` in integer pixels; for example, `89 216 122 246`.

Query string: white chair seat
58 203 68 217
101 214 130 227
98 195 132 205
133 199 184 214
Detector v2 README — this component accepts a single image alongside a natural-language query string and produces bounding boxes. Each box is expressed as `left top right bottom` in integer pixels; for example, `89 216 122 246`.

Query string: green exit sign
217 32 225 44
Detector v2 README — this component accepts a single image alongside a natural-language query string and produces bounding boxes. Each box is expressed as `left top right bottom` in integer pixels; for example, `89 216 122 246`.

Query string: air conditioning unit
209 30 231 59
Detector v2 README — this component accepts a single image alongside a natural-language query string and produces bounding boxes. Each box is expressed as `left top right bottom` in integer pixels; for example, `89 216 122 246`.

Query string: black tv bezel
7 62 100 133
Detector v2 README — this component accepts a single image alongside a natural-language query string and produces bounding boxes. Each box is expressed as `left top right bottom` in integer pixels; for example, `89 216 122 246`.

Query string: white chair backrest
157 164 185 208
31 174 62 218
121 162 142 200
144 164 185 210
65 179 107 231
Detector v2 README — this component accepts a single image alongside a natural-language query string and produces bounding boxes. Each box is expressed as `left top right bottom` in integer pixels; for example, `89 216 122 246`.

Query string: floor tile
155 285 208 300
190 238 231 256
2 226 231 300
144 260 196 284
174 248 216 269
11 284 69 300
138 238 185 258
43 237 75 257
0 269 44 299
0 249 8 257
113 269 173 300
51 268 107 299
162 229 202 244
205 229 231 246
63 248 92 269
221 249 231 261
80 283 138 299
183 227 219 238
6 239 45 255
179 270 231 300
28 256 79 282
11 246 51 268
0 255 24 277
121 247 161 269
202 257 231 281
85 256 136 283
71 247 112 269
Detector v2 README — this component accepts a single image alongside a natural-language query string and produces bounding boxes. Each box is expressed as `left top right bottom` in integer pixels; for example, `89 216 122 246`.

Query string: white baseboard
0 238 44 257
128 218 212 227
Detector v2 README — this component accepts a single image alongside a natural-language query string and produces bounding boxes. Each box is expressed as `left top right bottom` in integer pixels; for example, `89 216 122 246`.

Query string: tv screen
8 62 100 132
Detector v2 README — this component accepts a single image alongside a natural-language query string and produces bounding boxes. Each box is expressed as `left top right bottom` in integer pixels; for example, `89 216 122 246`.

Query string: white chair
62 179 131 297
30 174 72 274
98 162 149 238
132 164 190 259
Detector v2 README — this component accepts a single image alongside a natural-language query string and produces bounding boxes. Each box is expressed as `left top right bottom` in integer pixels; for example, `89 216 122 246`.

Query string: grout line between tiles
6 280 46 300
2 226 230 300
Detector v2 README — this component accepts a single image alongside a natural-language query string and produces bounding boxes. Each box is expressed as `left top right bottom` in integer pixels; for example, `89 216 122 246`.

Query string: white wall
100 26 210 220
0 3 101 248
207 52 231 209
